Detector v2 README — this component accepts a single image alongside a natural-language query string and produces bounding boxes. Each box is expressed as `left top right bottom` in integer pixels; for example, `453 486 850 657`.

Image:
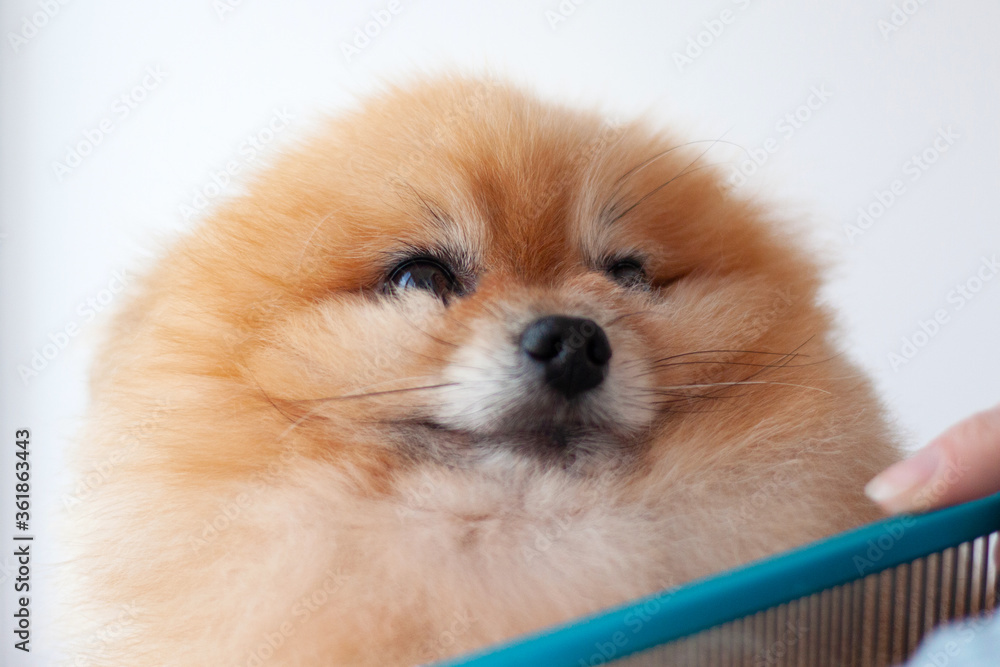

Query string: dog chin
390 416 639 471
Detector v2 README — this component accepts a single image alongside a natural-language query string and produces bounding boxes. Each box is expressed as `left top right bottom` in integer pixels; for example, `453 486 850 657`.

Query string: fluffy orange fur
64 76 899 665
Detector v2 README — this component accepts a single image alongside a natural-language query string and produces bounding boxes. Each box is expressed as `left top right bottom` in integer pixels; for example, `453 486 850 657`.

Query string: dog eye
606 259 648 288
386 258 458 298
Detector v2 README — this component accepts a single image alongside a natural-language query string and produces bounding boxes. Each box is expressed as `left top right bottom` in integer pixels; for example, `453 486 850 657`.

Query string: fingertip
864 445 942 514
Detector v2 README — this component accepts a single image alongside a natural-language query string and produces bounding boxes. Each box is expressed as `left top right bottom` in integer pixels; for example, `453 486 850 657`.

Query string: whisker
326 371 452 396
636 389 711 399
694 337 814 398
636 336 822 406
397 311 460 349
640 388 751 399
646 349 811 365
244 367 298 425
660 404 739 415
728 337 815 387
647 393 740 403
399 182 450 228
440 309 474 333
294 207 344 273
609 162 732 227
646 358 832 371
289 383 459 404
603 310 650 327
607 137 733 226
276 407 326 441
657 380 832 395
601 138 747 218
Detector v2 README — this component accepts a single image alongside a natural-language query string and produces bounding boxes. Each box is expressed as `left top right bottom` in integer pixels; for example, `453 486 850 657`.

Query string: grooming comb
438 492 1000 666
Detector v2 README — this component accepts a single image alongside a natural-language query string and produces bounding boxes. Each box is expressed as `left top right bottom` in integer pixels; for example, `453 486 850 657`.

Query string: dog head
164 77 823 482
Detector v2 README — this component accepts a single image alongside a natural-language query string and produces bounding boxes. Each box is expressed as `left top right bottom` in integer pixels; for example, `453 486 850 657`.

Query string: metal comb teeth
616 532 998 666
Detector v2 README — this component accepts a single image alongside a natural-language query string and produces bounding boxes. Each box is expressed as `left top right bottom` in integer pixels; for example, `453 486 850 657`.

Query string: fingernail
865 445 941 510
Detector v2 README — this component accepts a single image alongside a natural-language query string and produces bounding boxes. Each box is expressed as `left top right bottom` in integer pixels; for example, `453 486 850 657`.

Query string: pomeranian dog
65 76 898 666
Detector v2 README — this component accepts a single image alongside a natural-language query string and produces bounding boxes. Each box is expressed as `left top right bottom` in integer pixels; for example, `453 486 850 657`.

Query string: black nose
519 316 612 399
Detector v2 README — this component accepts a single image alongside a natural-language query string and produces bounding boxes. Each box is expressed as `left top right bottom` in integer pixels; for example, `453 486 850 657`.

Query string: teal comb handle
438 492 1000 667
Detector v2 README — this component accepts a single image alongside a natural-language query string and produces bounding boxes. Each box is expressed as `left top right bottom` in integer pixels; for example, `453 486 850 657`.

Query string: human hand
865 403 1000 514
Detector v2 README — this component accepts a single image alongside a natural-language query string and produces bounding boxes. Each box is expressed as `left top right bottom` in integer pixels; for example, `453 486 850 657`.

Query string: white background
1 1 998 664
